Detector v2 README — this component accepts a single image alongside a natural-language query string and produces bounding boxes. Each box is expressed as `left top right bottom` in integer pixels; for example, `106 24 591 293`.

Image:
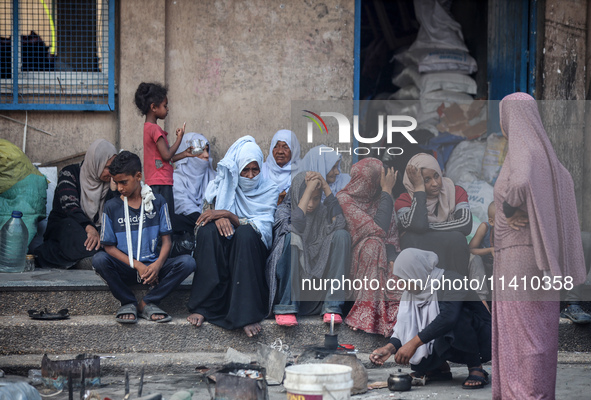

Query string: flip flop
323 313 343 324
28 308 70 320
115 303 137 324
139 303 172 323
275 314 298 326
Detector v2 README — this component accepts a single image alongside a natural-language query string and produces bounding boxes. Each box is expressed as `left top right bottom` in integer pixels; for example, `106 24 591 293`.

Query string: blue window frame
0 0 115 111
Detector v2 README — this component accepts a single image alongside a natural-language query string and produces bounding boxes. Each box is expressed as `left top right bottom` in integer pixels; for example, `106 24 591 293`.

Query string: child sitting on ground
92 151 196 324
469 202 495 277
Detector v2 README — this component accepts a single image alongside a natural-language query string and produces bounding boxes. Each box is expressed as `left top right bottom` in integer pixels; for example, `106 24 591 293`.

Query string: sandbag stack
388 0 481 138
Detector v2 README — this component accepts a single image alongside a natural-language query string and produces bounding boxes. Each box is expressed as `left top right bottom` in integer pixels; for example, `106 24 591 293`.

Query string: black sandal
28 308 70 320
462 367 489 389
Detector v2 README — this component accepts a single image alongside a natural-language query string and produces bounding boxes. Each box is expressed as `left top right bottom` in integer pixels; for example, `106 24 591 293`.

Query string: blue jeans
273 230 351 316
92 251 196 306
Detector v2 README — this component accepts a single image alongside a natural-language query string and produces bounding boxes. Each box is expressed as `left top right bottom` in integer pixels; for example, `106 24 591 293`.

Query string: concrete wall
539 0 590 229
1 0 355 167
119 0 355 164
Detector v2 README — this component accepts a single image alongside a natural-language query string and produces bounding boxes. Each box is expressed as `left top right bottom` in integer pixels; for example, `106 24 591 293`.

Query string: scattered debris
41 354 100 390
256 342 287 386
213 363 268 400
224 347 251 365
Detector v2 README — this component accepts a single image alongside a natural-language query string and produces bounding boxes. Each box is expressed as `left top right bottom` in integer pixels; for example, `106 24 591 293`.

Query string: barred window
0 0 114 111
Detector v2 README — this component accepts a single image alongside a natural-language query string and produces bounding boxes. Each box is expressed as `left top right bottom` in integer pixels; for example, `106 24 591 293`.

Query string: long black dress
34 163 116 268
389 271 491 373
187 222 269 330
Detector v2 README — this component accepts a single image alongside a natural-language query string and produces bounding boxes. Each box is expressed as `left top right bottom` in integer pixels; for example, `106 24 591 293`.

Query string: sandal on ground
462 367 489 389
275 314 298 326
138 303 172 323
323 313 343 324
115 304 137 324
28 308 70 320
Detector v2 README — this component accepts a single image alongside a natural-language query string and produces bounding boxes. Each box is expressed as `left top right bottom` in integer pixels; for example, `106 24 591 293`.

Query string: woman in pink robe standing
492 92 587 399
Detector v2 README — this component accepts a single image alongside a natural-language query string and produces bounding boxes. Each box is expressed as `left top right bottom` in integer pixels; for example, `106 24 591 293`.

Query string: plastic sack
392 65 421 87
390 85 420 100
37 167 57 216
418 49 478 74
420 90 474 115
0 174 47 245
384 99 420 119
445 139 487 187
0 139 43 194
420 72 477 95
0 382 41 400
409 0 469 53
465 179 494 224
481 133 508 185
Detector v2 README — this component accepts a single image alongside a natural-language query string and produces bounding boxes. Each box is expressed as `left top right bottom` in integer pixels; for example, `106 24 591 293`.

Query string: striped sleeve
429 186 472 235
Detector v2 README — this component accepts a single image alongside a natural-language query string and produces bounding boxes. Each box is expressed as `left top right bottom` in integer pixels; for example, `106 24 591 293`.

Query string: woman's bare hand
406 164 424 190
507 209 529 230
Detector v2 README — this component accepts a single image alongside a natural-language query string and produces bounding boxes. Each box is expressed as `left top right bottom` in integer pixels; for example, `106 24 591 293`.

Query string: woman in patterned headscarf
395 153 472 277
492 93 586 399
336 157 401 336
35 139 117 269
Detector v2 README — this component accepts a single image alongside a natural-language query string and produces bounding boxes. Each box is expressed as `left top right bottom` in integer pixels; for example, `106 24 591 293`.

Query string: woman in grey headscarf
267 170 351 326
35 139 117 268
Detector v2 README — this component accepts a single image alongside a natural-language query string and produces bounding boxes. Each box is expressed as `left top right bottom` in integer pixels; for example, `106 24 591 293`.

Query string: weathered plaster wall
1 0 355 167
0 111 117 165
540 0 588 227
118 0 167 156
162 0 355 162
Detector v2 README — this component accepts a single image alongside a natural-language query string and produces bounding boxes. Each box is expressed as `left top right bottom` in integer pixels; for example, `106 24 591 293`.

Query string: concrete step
2 270 591 356
0 269 192 316
0 314 387 356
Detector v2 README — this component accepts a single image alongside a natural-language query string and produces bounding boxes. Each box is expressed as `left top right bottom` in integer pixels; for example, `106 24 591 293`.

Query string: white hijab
173 133 216 215
261 130 301 193
392 249 444 365
80 139 117 224
204 135 279 248
301 145 351 195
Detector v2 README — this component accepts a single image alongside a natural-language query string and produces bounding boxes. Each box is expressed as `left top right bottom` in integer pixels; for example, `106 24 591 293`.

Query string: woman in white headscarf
35 139 117 268
187 135 279 337
301 145 351 198
171 133 215 252
261 129 301 204
370 249 491 389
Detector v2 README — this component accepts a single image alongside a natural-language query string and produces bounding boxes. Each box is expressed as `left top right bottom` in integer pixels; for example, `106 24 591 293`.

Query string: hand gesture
84 225 101 251
507 209 529 231
176 122 186 139
381 166 398 194
406 164 424 189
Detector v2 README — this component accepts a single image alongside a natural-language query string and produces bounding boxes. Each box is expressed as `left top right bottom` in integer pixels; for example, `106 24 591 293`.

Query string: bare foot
138 300 165 321
243 322 262 337
187 313 205 326
119 313 136 321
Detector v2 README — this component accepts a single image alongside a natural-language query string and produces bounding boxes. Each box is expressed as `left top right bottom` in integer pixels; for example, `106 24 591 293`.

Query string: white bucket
284 364 354 400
